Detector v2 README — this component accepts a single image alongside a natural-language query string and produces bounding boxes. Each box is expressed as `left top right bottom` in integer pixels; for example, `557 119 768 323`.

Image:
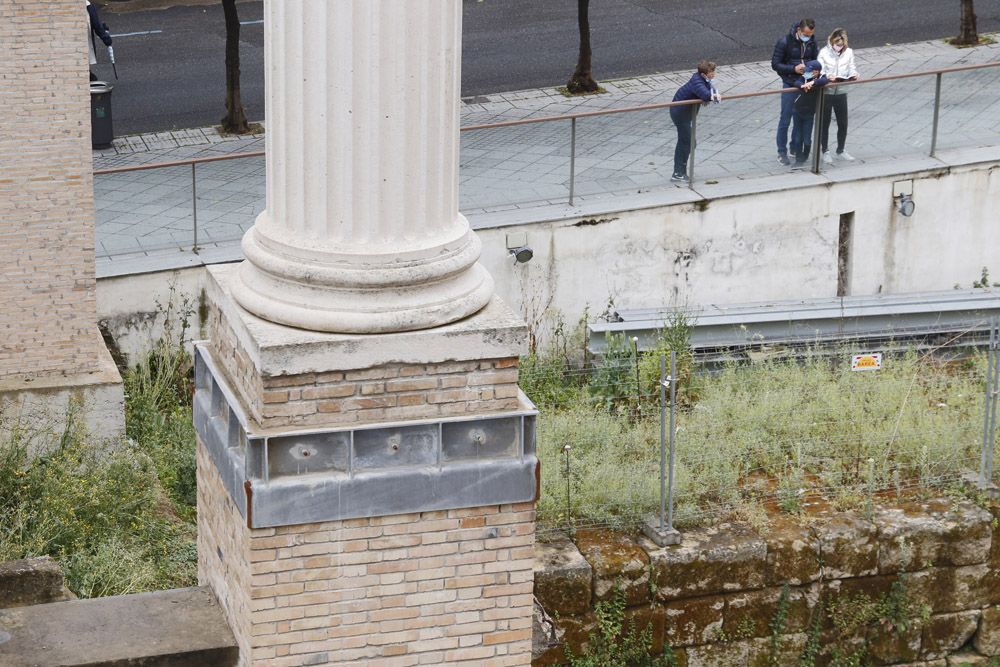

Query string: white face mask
833 43 845 53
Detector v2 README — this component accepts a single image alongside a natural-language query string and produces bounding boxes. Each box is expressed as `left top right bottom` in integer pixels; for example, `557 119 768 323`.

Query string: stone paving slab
92 35 1000 272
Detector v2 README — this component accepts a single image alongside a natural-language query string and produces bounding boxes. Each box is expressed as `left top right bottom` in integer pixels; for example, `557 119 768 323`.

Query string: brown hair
799 18 816 31
697 60 717 75
829 28 848 47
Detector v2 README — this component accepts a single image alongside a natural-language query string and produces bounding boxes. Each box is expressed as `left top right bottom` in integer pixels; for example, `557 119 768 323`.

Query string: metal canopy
588 289 1000 356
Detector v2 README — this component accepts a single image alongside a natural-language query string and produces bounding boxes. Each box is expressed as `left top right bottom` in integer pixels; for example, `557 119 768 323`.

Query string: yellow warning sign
851 353 883 371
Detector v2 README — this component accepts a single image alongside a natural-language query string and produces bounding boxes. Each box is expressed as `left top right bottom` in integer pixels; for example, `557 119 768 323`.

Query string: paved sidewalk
93 35 1000 272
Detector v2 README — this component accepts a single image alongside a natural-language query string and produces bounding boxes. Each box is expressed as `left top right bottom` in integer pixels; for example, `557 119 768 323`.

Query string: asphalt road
96 0 1000 135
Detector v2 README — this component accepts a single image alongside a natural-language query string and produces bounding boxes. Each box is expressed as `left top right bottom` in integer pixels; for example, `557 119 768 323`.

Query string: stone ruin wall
531 498 1000 666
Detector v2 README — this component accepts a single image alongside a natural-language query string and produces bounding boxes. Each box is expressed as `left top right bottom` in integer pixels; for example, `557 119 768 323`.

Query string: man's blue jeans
670 108 692 176
776 82 796 156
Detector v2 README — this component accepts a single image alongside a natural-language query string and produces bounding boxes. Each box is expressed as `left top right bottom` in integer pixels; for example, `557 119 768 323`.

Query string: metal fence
524 319 1000 539
92 61 1000 257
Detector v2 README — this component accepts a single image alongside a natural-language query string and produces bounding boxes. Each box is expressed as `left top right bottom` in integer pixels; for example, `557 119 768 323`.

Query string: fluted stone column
234 0 493 333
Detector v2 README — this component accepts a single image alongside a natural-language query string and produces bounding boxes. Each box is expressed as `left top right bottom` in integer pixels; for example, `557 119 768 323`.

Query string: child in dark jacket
789 60 829 165
669 60 721 182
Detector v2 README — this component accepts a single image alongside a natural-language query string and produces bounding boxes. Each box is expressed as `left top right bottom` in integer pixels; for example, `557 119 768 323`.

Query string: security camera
509 246 533 263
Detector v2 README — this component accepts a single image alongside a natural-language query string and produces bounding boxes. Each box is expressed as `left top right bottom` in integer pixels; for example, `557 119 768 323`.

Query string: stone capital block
874 499 992 574
764 515 821 586
643 522 766 602
811 510 879 579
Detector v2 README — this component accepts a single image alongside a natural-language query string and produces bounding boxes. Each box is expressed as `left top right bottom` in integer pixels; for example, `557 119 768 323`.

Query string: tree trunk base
566 74 599 95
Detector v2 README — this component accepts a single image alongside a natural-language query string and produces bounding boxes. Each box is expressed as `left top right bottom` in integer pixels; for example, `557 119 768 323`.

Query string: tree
952 0 979 46
221 0 250 134
566 0 599 94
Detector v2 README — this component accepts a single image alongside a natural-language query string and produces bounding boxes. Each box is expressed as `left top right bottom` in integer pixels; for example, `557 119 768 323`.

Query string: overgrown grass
531 337 989 532
0 338 198 597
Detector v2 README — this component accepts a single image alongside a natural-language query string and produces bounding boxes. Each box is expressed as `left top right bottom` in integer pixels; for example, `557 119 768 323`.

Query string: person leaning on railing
669 60 721 183
818 28 859 164
788 60 830 167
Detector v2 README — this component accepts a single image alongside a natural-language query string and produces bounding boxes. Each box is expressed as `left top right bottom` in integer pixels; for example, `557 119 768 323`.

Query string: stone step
0 586 238 667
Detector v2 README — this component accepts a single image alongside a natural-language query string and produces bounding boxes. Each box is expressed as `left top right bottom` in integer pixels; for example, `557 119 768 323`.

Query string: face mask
833 44 844 53
803 71 814 81
799 34 812 43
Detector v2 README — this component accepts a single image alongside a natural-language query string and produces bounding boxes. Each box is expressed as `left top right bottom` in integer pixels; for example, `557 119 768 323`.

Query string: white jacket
818 45 858 95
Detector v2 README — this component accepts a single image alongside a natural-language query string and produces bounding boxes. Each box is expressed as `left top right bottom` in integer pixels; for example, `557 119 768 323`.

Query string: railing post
688 104 699 187
568 117 577 206
811 87 825 174
191 162 199 253
659 354 667 532
930 72 942 158
667 350 677 532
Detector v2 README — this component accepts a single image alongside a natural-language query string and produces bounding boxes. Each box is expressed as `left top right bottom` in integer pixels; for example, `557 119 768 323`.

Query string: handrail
93 60 1000 175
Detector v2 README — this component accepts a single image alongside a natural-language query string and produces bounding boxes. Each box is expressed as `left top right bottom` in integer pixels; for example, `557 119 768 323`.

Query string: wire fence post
191 162 199 253
930 72 942 158
563 444 573 533
688 105 698 187
568 117 577 207
643 350 681 546
982 320 997 486
988 318 1000 483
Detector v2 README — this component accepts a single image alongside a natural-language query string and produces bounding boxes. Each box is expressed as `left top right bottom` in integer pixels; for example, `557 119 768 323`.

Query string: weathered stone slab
574 529 650 607
643 523 766 602
908 565 991 614
0 557 71 608
764 515 821 586
534 535 593 616
868 624 922 664
812 510 879 579
747 633 808 667
947 652 991 665
921 611 980 660
684 634 747 666
663 594 725 647
724 585 817 639
974 605 1000 656
534 611 596 666
624 605 668 656
875 499 992 574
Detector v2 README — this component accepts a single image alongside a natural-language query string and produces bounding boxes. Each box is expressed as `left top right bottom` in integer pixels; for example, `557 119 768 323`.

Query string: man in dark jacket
771 19 817 165
669 60 720 183
86 0 113 82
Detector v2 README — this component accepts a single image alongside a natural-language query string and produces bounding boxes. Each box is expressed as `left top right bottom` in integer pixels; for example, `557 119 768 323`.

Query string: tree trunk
954 0 979 45
566 0 599 94
221 0 250 134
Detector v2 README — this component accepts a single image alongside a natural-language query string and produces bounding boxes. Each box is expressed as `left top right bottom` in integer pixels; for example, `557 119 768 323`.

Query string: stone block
973 606 1000 656
574 529 650 607
921 611 981 660
764 515 821 586
812 510 878 579
643 523 766 602
875 499 992 574
624 605 667 656
908 565 991 614
822 575 898 635
746 632 808 667
867 624 922 664
724 585 816 639
533 535 593 616
663 594 725 647
536 610 596 665
947 652 991 666
683 635 746 666
0 557 71 608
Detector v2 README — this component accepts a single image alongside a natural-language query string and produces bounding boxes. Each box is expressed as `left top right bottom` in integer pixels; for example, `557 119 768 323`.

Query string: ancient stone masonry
532 499 1000 666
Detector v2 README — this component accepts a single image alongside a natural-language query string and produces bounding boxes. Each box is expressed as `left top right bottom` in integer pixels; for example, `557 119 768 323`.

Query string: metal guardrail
93 61 1000 251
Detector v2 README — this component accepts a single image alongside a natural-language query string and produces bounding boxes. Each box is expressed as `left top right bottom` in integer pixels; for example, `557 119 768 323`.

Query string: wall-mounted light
509 246 534 263
895 193 915 217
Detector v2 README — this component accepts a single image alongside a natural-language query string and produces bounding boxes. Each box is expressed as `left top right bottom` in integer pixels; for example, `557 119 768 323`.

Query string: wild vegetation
526 314 991 533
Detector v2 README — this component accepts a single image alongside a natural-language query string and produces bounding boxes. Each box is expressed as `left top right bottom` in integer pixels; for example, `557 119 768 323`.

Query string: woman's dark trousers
820 94 849 153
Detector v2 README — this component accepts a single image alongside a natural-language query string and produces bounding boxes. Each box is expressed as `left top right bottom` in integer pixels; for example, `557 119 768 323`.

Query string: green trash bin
90 81 114 149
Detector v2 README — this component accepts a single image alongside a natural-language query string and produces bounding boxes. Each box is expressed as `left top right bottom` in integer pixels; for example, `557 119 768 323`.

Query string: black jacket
771 24 818 86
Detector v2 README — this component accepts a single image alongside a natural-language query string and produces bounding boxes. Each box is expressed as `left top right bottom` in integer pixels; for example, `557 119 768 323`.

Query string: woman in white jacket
817 28 859 163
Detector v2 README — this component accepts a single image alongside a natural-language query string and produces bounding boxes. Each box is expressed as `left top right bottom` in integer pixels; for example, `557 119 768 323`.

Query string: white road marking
110 30 163 38
240 20 264 26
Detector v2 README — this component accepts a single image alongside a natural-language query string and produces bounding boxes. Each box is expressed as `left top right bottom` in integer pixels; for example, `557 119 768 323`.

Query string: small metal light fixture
509 245 534 263
895 193 915 217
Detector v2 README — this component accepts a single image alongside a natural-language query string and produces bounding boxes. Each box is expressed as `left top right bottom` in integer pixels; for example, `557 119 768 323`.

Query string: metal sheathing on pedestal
193 344 538 528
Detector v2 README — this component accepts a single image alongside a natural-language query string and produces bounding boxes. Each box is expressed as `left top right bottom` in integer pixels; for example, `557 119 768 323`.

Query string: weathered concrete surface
0 558 72 609
574 529 650 606
974 606 1000 655
921 611 981 660
811 510 879 579
534 535 593 616
875 500 992 575
644 523 766 602
0 586 238 666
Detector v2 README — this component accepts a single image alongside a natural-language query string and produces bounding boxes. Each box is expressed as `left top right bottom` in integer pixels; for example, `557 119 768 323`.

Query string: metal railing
93 61 1000 253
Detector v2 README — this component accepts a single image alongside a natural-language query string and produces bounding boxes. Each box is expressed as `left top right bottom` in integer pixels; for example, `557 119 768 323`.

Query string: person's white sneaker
822 151 834 165
837 150 856 161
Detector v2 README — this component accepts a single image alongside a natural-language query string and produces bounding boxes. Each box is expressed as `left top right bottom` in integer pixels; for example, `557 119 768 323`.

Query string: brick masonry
198 440 536 666
206 301 522 430
0 0 102 381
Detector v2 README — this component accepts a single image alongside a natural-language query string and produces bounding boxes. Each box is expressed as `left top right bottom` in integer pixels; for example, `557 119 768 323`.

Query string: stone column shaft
236 0 492 333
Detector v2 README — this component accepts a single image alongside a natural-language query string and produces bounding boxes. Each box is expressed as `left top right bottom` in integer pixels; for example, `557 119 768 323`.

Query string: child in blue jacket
669 60 721 182
789 60 829 166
